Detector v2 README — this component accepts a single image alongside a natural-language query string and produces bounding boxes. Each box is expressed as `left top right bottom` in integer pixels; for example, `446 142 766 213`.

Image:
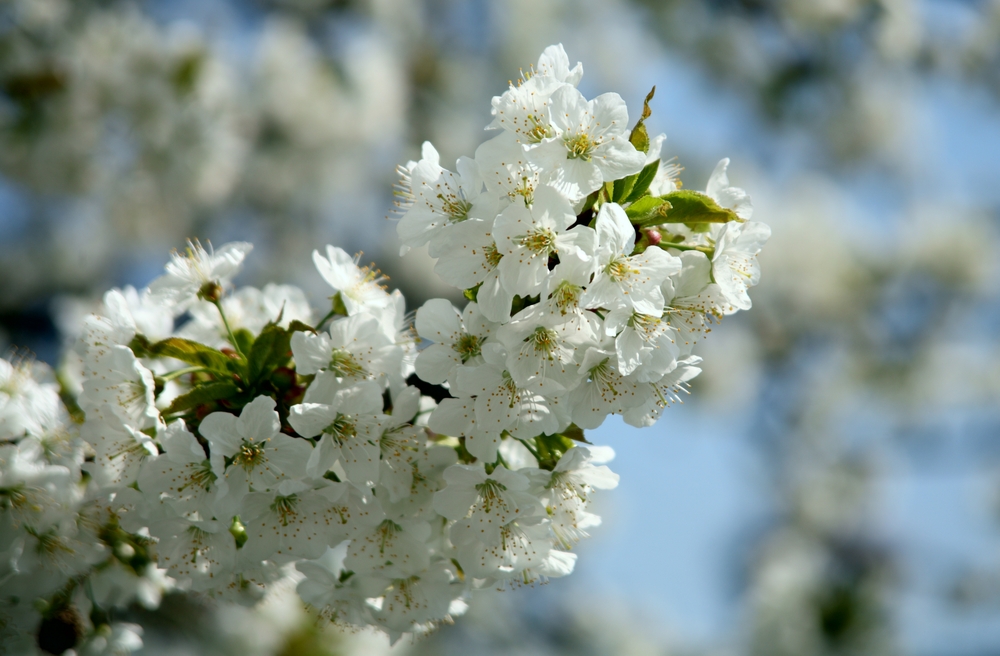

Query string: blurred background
2 0 1000 653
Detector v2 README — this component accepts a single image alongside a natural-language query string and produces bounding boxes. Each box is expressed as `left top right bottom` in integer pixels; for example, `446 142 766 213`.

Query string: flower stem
658 242 714 257
211 299 245 359
314 308 337 331
516 438 541 463
160 366 208 383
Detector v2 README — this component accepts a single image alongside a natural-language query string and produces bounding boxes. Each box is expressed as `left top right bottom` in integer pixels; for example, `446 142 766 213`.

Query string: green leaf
612 174 636 203
146 337 234 373
163 380 239 415
232 328 255 357
648 190 741 227
628 86 655 154
248 322 291 383
625 195 669 221
624 160 659 203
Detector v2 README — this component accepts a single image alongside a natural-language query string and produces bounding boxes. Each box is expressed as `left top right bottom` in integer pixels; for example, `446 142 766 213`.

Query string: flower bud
197 281 223 302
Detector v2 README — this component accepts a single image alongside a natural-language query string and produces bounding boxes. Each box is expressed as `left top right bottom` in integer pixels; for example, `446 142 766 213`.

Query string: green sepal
330 292 348 318
624 160 660 204
162 380 240 415
628 86 655 154
287 319 315 334
463 283 481 303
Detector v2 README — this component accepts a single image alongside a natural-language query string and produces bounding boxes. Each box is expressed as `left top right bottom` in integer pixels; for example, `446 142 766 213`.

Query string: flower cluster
0 44 768 652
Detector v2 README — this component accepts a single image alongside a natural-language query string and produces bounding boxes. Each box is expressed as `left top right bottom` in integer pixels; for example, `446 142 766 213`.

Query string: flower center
484 243 503 269
605 257 637 283
628 312 667 342
453 333 483 362
518 227 557 256
513 175 535 205
474 478 509 514
233 441 266 472
271 494 299 526
179 460 216 493
0 485 27 510
588 358 620 396
564 132 596 161
527 326 558 358
376 519 403 555
329 348 366 378
551 280 581 313
525 115 554 143
437 193 472 222
185 524 210 547
324 413 357 444
501 371 520 408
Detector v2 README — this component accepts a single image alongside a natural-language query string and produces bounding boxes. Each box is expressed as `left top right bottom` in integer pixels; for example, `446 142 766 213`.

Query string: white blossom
200 396 312 516
148 240 252 310
581 202 681 315
527 86 646 200
312 245 391 314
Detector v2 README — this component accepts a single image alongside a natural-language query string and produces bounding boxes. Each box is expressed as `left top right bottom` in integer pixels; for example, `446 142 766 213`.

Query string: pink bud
645 228 662 246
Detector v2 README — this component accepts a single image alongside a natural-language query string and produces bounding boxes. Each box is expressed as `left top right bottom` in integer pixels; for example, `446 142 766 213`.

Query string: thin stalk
658 242 714 256
515 438 541 463
159 366 208 383
211 299 245 359
314 308 338 332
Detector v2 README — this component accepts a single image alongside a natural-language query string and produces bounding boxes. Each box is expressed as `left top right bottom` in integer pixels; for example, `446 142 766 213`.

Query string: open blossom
623 355 704 428
290 313 401 386
431 218 514 323
527 86 646 200
148 240 252 309
496 305 598 389
200 395 311 515
396 142 498 254
79 345 159 430
414 300 497 385
581 202 681 315
137 420 218 519
488 44 583 143
492 185 595 297
712 220 771 312
288 376 386 486
569 346 648 429
81 409 159 488
313 245 391 314
603 307 680 379
239 479 348 564
432 464 540 544
0 359 63 441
